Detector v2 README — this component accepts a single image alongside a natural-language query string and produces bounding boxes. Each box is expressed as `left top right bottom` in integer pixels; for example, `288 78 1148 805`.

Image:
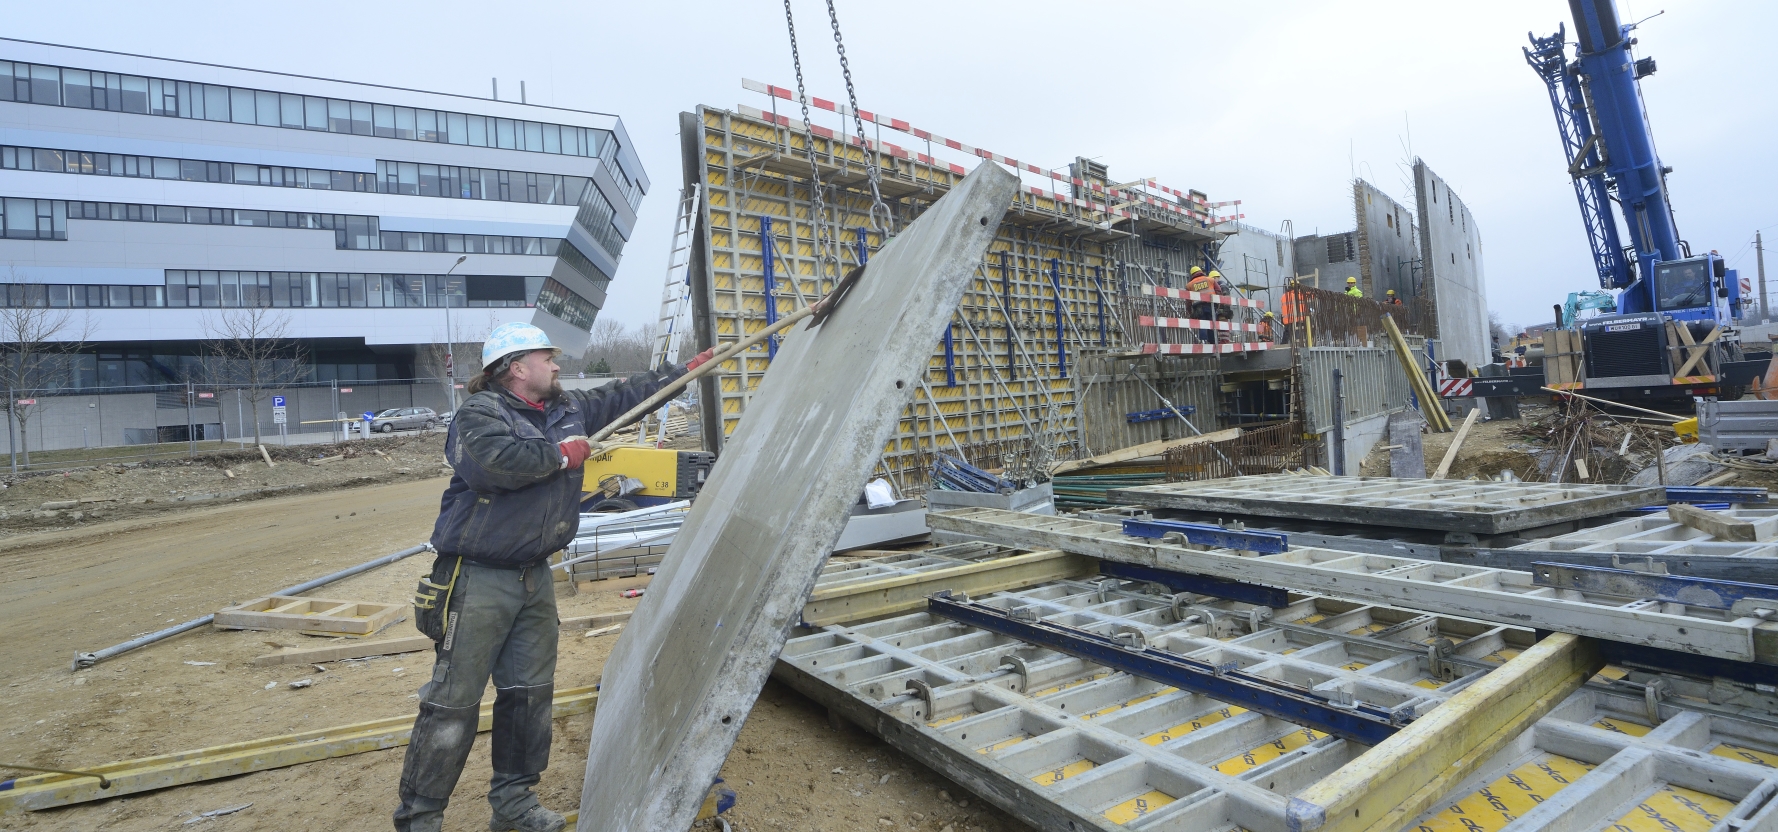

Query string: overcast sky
9 1 1775 330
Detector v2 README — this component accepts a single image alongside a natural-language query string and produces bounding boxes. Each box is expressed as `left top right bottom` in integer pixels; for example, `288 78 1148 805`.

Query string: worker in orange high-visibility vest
1185 267 1215 342
1280 278 1310 346
1258 311 1280 344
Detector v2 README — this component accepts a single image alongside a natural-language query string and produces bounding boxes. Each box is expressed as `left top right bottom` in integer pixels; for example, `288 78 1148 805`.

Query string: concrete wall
1292 232 1360 289
1213 222 1295 297
1414 159 1491 368
1353 179 1421 300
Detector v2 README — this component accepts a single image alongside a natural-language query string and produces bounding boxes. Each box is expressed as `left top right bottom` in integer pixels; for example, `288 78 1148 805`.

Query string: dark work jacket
430 366 684 568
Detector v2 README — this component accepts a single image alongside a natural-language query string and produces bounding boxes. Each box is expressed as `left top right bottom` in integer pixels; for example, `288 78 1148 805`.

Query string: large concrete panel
575 160 1020 831
1414 160 1490 368
1354 179 1420 300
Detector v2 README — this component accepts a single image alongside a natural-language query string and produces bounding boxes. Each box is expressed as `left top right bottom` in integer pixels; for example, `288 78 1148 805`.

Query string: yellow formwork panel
1142 706 1247 746
1031 758 1097 787
1711 743 1778 767
1211 727 1323 775
1414 755 1592 832
1103 790 1175 824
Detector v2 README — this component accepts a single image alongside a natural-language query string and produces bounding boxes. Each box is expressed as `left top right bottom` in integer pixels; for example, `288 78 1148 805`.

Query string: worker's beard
545 378 564 401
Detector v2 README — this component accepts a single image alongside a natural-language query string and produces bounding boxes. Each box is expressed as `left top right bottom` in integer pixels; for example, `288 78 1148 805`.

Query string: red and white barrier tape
739 79 1244 226
1139 285 1266 309
1139 342 1271 355
1138 315 1266 333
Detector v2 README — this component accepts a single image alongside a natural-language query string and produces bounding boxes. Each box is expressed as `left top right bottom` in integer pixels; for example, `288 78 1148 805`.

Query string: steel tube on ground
72 543 433 670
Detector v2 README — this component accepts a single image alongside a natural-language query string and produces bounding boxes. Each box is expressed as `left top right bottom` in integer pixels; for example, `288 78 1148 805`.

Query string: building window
535 278 598 330
0 141 587 208
0 59 622 167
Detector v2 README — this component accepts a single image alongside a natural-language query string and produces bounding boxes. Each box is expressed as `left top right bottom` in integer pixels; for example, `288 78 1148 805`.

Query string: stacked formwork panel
682 104 1239 491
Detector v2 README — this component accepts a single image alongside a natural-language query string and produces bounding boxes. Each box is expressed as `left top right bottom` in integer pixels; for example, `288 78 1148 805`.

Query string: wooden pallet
214 595 405 635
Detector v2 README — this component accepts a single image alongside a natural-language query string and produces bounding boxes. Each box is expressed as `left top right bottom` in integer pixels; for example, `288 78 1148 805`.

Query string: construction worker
1385 289 1403 306
394 322 713 832
1259 310 1280 343
1345 276 1364 298
1186 267 1216 342
1280 278 1309 346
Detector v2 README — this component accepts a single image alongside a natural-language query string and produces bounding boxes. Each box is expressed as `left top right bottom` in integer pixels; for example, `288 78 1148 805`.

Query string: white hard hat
481 322 557 372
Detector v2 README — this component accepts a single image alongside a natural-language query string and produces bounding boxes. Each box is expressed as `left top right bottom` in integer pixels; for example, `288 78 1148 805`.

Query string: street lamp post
442 254 468 413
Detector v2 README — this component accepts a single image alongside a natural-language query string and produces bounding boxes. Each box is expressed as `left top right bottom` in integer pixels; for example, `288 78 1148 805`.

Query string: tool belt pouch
413 557 462 642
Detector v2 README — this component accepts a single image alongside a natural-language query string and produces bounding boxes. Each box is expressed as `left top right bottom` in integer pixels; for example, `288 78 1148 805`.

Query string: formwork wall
1415 159 1491 368
683 106 1230 492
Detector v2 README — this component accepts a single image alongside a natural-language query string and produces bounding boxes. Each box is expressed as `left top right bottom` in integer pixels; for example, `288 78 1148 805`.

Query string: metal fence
0 377 462 470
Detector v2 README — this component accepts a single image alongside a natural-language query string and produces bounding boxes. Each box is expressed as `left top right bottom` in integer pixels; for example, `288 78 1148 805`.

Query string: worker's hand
685 347 716 372
559 438 592 470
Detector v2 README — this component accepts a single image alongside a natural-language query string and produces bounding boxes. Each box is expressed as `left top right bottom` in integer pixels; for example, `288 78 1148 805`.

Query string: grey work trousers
394 559 559 829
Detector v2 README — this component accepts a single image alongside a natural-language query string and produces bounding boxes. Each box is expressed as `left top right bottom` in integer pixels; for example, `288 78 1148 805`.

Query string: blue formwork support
855 230 869 267
760 216 778 360
1000 252 1014 380
1094 266 1107 346
1049 258 1066 380
943 325 956 387
926 592 1407 745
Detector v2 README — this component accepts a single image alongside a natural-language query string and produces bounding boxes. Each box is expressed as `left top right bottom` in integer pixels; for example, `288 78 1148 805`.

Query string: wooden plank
1381 314 1450 432
251 635 433 667
213 595 405 636
0 686 597 812
1431 407 1482 480
1668 503 1758 542
1050 429 1240 476
559 610 634 630
1286 633 1601 832
1671 324 1721 380
801 549 1096 626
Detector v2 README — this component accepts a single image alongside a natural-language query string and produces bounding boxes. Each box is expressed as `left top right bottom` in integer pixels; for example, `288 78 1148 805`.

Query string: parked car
370 407 439 432
439 410 454 427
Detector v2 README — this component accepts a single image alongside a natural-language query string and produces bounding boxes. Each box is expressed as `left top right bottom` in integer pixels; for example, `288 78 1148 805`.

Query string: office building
0 38 646 387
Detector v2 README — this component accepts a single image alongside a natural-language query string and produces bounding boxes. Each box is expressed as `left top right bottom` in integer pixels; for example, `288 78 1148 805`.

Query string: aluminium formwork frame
778 550 1778 832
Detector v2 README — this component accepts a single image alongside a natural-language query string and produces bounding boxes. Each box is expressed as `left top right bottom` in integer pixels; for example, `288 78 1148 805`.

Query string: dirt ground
0 475 1030 832
0 433 450 536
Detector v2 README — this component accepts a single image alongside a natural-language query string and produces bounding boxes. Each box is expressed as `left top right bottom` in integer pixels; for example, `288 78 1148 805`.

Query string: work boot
392 809 444 832
489 804 566 832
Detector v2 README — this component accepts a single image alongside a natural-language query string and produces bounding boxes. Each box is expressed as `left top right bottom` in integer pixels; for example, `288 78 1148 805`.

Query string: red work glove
559 438 592 470
685 347 716 372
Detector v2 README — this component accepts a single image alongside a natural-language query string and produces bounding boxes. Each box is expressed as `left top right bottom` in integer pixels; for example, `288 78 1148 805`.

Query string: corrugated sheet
1300 338 1430 434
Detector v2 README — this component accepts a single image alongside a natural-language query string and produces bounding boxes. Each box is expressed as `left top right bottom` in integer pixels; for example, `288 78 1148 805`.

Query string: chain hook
825 0 891 237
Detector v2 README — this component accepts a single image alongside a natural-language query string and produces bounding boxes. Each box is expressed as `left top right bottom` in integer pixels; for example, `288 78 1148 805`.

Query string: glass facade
536 278 599 330
162 271 545 309
2 144 600 209
574 182 627 258
0 59 645 209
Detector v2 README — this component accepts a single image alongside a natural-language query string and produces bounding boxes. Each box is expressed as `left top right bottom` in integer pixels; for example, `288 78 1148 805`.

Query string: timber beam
1285 632 1601 832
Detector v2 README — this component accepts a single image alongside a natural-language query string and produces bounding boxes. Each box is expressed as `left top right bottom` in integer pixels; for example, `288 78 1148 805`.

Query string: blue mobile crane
1518 0 1761 401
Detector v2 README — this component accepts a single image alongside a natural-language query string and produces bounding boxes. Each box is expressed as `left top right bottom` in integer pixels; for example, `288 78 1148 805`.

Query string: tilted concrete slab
576 161 1020 831
1107 475 1661 535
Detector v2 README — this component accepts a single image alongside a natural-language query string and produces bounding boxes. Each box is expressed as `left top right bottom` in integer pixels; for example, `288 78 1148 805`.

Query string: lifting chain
782 0 841 285
823 0 892 236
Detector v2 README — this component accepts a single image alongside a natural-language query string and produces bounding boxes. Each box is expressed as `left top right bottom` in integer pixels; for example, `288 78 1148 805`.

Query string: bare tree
581 318 657 374
1488 311 1521 357
200 307 307 446
0 270 90 466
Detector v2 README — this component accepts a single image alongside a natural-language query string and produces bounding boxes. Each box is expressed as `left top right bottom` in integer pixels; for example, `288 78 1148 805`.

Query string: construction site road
0 476 1031 832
